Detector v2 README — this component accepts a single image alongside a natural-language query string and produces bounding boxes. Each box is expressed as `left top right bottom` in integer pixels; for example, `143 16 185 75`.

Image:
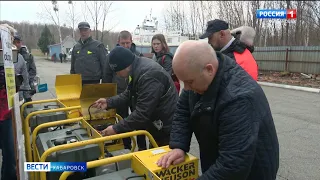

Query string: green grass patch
31 49 46 57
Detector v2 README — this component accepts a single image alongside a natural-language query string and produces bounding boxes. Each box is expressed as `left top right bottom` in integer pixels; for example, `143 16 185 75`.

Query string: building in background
48 36 77 58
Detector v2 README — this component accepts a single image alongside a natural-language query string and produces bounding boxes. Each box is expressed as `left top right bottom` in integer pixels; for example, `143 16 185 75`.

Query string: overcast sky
0 1 171 32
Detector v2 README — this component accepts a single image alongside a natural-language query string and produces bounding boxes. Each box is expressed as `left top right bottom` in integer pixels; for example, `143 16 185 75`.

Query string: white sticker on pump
151 148 166 155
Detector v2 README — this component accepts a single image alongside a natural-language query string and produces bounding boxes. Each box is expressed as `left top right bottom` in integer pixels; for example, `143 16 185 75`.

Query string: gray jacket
14 54 31 99
70 36 107 82
19 49 37 82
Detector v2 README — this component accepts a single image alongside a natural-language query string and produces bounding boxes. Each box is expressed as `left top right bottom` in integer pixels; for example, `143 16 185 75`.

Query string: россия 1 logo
256 9 297 19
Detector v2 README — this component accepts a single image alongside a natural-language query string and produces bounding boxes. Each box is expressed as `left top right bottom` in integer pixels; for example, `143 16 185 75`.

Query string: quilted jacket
106 56 179 142
169 52 279 180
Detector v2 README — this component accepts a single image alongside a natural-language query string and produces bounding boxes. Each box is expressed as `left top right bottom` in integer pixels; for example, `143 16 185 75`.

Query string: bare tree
162 1 189 34
66 1 80 38
197 1 207 33
304 1 320 28
197 1 217 32
160 0 320 47
81 2 89 22
85 1 104 40
38 1 63 44
189 1 198 38
100 2 119 42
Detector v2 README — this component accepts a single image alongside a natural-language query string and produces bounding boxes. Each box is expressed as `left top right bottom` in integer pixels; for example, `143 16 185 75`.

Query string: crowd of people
0 18 280 180
74 20 279 180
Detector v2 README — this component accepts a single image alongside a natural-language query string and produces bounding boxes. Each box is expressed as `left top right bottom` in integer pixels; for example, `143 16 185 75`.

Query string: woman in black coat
151 34 180 92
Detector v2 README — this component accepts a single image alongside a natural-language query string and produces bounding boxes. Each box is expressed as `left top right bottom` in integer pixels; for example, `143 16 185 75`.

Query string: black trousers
117 106 147 150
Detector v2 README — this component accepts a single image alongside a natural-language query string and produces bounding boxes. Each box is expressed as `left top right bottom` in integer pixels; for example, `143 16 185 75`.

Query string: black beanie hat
109 46 135 72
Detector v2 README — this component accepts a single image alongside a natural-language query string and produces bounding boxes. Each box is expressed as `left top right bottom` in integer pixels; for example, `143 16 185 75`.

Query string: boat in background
132 10 189 55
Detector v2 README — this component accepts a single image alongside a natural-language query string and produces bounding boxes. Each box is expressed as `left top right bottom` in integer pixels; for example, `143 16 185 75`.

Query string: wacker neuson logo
155 162 196 180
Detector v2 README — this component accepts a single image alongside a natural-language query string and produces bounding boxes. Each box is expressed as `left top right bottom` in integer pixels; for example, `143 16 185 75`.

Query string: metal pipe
39 130 158 180
114 114 137 152
20 99 58 121
59 153 134 180
285 48 289 71
31 117 83 180
24 106 81 164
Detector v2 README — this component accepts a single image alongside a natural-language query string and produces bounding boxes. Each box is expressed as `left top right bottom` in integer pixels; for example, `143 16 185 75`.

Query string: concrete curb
258 81 320 94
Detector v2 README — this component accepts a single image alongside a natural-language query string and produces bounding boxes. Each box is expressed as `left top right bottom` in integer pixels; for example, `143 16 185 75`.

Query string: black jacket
169 52 279 180
105 43 143 94
70 36 107 82
154 52 174 75
104 43 143 117
106 56 179 142
127 43 143 57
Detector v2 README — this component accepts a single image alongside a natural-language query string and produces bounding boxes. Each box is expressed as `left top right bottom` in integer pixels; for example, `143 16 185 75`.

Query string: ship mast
150 8 152 20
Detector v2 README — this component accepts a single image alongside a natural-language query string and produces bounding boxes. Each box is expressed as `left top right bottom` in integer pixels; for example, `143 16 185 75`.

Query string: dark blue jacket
169 52 279 180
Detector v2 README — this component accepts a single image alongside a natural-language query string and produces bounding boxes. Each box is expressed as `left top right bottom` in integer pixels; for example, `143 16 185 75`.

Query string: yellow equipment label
132 146 199 180
5 67 15 109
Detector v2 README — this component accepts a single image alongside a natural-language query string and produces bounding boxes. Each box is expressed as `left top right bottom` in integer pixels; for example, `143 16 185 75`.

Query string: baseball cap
14 35 22 41
199 19 229 39
78 22 90 29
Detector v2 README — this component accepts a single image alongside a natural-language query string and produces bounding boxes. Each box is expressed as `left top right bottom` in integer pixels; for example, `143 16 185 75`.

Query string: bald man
157 41 279 180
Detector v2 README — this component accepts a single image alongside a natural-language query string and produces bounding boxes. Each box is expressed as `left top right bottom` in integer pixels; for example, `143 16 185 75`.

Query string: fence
252 46 320 74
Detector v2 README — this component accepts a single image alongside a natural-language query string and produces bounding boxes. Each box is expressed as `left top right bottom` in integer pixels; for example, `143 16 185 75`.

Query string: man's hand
100 125 117 136
157 149 185 168
92 98 108 110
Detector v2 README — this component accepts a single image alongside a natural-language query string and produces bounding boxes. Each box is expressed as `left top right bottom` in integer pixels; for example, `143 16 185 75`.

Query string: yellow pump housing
55 74 82 118
59 145 200 180
132 146 199 180
20 74 200 180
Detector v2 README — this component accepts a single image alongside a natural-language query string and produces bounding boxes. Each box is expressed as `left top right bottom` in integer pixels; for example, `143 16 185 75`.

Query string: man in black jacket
93 46 178 146
200 19 253 59
70 22 108 84
200 19 258 81
157 41 279 180
104 30 146 150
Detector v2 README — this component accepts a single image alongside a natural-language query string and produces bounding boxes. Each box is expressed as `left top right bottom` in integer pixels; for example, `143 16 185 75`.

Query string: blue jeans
0 118 17 180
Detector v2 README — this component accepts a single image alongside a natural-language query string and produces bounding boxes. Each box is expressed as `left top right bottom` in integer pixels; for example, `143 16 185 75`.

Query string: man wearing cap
104 30 146 151
92 46 178 147
13 35 37 106
70 22 108 84
11 37 31 103
200 19 258 81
